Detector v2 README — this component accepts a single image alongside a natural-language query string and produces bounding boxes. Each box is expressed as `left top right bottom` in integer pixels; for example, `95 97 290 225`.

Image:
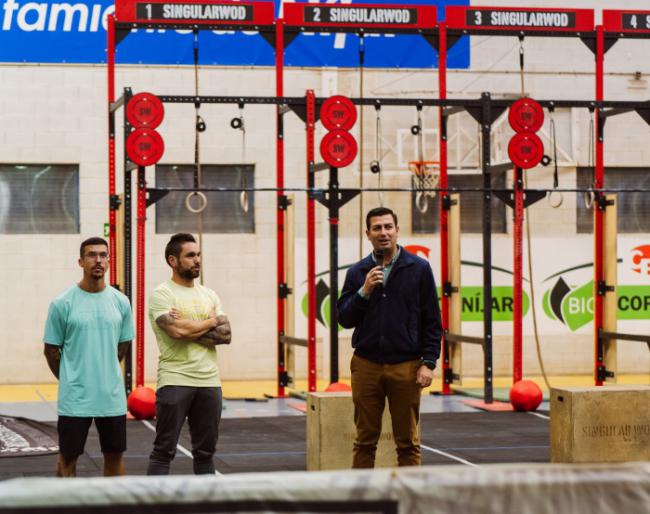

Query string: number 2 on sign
313 7 321 22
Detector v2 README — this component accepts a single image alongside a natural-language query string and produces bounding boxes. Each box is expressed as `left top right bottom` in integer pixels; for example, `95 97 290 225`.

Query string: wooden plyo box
550 385 650 463
307 392 397 470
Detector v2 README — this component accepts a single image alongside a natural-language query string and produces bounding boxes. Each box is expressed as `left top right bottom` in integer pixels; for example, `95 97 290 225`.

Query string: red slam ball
127 386 156 420
325 382 352 393
509 380 543 412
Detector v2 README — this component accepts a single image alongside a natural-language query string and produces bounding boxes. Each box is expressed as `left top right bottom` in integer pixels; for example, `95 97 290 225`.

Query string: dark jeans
147 385 222 475
350 354 422 468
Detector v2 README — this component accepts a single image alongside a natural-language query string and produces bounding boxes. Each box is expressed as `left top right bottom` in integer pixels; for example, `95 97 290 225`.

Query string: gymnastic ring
185 191 207 214
415 191 428 214
584 191 595 209
547 190 563 208
410 124 421 135
231 117 243 130
240 190 249 213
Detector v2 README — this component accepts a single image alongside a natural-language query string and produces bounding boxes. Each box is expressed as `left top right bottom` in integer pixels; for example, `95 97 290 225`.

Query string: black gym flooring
0 411 549 479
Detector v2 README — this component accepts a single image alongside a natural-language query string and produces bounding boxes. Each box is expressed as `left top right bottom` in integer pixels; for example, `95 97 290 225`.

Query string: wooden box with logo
550 385 650 462
307 392 399 470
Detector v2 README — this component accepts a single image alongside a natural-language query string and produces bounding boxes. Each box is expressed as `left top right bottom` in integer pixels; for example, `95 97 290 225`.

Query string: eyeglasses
85 252 109 260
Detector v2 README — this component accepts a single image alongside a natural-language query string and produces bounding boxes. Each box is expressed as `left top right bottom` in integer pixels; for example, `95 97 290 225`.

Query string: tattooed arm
44 344 61 379
155 312 217 340
197 315 232 347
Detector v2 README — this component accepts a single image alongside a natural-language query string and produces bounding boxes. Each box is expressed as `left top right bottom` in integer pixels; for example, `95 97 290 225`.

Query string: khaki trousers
350 354 422 468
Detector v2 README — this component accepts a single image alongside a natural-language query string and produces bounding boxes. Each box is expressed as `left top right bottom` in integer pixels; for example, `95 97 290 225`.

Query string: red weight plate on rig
320 130 358 168
126 92 165 129
508 97 544 133
126 128 165 167
508 132 544 169
320 95 357 131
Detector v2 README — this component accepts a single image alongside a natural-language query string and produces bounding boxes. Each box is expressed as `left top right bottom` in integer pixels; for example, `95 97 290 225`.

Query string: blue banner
0 0 469 68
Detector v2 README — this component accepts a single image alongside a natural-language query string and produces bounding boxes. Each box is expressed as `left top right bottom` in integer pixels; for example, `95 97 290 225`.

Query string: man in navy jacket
338 206 442 468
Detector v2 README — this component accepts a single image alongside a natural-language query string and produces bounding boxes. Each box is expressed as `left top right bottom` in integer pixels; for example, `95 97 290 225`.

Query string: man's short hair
165 233 197 266
80 237 108 258
366 207 398 230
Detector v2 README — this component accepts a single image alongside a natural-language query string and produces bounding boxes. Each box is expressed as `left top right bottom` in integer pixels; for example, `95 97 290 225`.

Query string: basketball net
409 161 440 214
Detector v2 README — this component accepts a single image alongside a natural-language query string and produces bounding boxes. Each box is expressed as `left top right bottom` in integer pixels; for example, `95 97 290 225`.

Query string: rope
585 110 596 209
547 107 563 208
518 35 551 391
358 33 365 260
414 106 429 213
192 29 204 284
375 105 383 206
237 103 249 213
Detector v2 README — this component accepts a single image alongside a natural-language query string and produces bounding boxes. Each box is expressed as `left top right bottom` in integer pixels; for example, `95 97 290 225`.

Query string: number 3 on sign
474 11 482 24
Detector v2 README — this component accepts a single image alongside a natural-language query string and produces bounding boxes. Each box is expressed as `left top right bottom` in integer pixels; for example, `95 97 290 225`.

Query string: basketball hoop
409 161 440 214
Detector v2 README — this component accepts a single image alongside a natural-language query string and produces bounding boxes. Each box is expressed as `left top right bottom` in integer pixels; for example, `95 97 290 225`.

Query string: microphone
374 248 385 293
374 248 385 268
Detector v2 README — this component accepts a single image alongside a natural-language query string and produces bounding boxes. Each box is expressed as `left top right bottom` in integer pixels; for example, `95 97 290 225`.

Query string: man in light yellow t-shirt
146 233 231 475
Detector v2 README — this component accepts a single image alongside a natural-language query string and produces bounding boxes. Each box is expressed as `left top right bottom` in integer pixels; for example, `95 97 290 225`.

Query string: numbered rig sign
604 10 650 34
284 2 436 31
446 6 594 33
114 0 274 26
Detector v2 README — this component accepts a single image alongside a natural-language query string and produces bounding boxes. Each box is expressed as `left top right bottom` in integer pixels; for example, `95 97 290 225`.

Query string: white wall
1 0 649 385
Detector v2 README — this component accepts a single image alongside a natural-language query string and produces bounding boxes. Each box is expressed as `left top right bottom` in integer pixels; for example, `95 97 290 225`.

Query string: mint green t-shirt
148 280 224 389
43 285 134 417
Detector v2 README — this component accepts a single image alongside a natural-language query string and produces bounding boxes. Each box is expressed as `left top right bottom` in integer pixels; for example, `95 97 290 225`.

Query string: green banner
444 286 529 322
544 280 650 331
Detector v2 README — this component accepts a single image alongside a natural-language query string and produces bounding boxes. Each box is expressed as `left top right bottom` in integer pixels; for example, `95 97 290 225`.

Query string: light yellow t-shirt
148 279 224 388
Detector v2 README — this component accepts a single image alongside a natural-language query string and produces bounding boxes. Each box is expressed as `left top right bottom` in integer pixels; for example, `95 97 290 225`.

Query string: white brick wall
1 0 650 385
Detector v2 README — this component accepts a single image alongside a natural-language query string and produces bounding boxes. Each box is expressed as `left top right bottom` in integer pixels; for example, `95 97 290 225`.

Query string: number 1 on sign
145 3 152 19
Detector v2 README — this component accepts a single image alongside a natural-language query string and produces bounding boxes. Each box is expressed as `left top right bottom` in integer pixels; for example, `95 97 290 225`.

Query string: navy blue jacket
337 248 442 364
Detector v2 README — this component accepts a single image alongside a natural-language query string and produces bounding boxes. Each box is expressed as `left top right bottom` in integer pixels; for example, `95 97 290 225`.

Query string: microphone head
374 248 384 264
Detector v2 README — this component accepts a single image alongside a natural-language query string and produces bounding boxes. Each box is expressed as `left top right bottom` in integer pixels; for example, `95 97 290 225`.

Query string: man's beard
90 267 106 279
178 266 200 280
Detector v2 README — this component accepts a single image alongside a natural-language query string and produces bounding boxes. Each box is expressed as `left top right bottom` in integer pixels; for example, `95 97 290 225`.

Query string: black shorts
58 415 127 457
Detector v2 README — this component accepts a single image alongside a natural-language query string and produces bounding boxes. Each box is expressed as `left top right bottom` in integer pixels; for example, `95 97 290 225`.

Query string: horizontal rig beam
145 187 650 194
154 95 650 111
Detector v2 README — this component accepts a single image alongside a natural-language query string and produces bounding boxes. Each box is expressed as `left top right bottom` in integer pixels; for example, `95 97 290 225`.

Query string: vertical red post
275 19 287 397
438 22 451 394
107 14 117 285
513 167 523 383
136 167 146 388
594 25 605 386
306 90 317 392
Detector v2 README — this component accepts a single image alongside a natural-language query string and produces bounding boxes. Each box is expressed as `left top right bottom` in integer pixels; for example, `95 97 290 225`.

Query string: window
155 164 255 234
412 173 507 234
0 164 79 234
577 167 650 233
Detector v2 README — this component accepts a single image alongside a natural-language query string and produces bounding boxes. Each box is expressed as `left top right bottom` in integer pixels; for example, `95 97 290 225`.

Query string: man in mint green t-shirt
43 237 134 477
147 233 231 475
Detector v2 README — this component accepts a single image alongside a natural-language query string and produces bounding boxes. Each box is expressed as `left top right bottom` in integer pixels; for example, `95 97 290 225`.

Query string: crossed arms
155 307 231 347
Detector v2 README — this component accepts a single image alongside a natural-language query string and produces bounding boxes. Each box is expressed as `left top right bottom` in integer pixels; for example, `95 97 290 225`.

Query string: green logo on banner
455 286 529 322
543 278 650 331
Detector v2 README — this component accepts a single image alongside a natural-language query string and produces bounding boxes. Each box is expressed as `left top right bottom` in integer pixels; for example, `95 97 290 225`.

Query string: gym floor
0 375 647 479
